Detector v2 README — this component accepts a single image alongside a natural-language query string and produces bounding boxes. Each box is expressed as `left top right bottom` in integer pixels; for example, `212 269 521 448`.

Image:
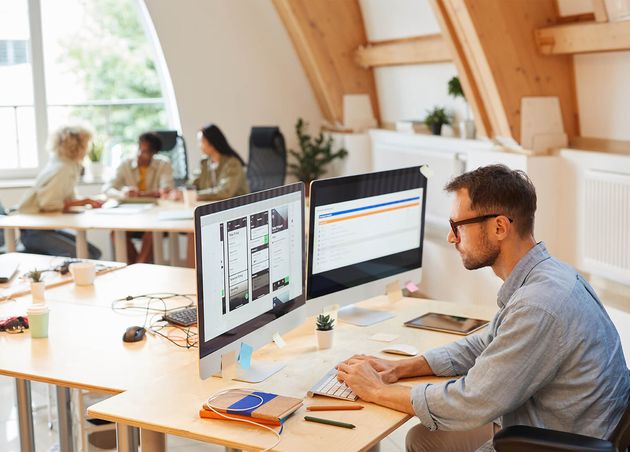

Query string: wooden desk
0 252 125 301
88 297 497 452
0 201 194 264
0 264 198 452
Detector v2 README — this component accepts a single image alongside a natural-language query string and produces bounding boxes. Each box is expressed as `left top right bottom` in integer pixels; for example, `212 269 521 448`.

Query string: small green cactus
316 314 335 331
27 269 43 283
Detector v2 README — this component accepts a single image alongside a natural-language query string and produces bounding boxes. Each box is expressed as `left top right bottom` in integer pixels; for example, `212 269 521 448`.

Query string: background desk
0 263 198 452
0 201 194 264
89 297 497 452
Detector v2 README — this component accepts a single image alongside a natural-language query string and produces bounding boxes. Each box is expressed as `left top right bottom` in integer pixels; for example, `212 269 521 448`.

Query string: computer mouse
122 326 146 343
381 344 419 356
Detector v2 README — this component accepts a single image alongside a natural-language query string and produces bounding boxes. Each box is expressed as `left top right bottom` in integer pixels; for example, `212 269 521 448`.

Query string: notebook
200 391 302 425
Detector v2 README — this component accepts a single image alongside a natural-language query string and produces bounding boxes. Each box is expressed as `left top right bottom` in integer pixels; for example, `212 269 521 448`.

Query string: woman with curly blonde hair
17 125 103 258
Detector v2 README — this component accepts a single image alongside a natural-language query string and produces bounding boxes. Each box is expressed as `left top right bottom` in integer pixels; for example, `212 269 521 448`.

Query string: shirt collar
497 242 551 308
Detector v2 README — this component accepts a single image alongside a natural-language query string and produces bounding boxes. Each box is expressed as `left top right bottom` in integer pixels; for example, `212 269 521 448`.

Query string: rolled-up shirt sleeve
410 304 564 431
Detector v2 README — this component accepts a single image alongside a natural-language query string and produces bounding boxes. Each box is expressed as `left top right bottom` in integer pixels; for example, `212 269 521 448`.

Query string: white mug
182 188 197 208
69 262 96 286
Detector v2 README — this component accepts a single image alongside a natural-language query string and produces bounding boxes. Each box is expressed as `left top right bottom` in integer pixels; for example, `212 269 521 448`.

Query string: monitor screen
195 184 305 362
307 167 427 300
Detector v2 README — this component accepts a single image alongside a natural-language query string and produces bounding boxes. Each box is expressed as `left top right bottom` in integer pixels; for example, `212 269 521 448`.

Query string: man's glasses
449 214 513 239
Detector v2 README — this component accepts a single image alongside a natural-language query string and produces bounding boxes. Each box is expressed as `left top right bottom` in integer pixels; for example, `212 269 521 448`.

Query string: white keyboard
307 368 358 401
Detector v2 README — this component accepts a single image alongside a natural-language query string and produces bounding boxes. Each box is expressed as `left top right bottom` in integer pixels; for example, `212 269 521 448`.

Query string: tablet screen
404 312 489 335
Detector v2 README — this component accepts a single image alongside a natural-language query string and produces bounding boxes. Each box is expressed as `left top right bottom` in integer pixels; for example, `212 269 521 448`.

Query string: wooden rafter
536 20 630 55
272 0 379 125
355 34 451 68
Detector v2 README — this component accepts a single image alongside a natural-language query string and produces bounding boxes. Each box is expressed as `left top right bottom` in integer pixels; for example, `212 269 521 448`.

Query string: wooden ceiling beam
272 0 379 125
355 34 451 68
536 20 630 55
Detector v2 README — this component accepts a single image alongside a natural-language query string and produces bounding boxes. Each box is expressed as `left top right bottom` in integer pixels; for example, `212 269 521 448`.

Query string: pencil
304 416 356 429
306 405 363 411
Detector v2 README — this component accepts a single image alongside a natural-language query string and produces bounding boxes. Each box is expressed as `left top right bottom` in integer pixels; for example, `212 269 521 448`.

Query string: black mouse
123 326 146 343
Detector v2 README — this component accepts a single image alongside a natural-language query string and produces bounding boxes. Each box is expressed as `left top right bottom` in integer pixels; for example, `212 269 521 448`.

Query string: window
0 0 175 178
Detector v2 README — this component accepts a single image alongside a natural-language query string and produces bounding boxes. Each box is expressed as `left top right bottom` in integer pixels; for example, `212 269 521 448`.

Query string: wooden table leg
5 228 16 252
113 231 127 263
140 429 166 452
76 230 89 259
152 232 165 265
15 379 35 452
116 423 139 452
168 232 180 266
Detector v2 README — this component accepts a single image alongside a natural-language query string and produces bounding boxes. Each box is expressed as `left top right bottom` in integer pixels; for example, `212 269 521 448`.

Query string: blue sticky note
238 342 253 370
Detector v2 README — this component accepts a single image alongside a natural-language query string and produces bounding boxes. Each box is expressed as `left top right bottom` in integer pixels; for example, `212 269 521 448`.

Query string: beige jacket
193 156 250 201
103 155 174 194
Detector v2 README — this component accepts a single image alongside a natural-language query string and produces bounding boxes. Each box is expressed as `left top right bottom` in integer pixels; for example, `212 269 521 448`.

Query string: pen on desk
306 405 364 411
304 416 356 429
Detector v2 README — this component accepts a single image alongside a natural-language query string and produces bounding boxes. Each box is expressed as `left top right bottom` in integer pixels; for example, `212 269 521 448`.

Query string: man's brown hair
444 164 537 237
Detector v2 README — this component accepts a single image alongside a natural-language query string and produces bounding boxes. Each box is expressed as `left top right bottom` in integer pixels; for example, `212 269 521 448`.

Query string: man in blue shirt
338 164 630 451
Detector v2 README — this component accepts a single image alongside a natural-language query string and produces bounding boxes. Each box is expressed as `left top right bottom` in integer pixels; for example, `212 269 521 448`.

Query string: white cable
205 388 282 452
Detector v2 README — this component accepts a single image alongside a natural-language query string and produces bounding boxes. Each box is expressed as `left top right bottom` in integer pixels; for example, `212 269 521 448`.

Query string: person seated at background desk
192 124 249 201
17 125 103 259
103 132 174 263
337 165 630 452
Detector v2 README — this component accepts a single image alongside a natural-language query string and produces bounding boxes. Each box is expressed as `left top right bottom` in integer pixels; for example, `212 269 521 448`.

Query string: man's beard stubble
460 233 500 270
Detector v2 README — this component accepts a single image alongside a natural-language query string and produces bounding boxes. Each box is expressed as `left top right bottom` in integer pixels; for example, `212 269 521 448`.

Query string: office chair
152 130 189 186
247 126 287 193
493 394 630 452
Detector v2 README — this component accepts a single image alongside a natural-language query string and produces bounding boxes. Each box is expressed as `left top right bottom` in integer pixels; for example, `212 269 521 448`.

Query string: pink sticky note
405 281 419 293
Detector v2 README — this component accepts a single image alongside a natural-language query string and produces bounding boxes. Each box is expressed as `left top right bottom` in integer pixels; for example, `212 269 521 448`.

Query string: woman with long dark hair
193 124 249 201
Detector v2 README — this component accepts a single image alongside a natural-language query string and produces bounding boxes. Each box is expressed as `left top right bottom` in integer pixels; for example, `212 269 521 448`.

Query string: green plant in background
448 76 465 100
315 314 335 331
288 118 348 187
87 140 104 163
424 107 451 128
27 269 43 283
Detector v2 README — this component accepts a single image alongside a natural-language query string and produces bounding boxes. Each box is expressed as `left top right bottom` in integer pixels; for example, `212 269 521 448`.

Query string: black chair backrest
247 127 287 193
152 130 189 186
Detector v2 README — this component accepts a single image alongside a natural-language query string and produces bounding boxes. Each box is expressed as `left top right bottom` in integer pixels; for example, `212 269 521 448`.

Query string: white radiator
582 169 630 284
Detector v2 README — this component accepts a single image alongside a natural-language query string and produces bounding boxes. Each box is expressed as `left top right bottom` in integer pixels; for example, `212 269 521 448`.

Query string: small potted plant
448 76 475 139
27 269 45 303
288 118 348 197
424 106 451 136
315 313 335 350
87 140 104 180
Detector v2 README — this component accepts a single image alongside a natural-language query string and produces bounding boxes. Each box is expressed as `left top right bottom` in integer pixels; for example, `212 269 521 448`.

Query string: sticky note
272 332 286 349
370 333 399 342
420 165 433 179
405 281 419 293
238 342 253 370
386 280 402 302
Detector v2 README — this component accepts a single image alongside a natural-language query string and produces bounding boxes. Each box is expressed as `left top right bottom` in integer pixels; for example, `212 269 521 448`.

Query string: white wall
359 0 468 129
142 0 322 172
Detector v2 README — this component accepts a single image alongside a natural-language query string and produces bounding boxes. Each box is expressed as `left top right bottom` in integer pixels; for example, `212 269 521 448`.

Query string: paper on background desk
90 203 154 215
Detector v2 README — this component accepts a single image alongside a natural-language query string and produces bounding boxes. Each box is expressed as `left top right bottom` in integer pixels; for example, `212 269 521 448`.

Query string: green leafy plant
288 118 348 186
448 76 465 100
26 269 43 283
87 141 104 163
316 314 335 331
424 107 451 128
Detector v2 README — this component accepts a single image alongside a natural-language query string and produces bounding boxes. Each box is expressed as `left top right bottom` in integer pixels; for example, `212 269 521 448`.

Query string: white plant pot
31 281 45 303
316 329 334 350
89 162 104 180
459 119 476 139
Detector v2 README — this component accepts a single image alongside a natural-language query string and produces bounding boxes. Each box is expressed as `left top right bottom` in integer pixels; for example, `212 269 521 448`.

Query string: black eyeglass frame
449 214 513 239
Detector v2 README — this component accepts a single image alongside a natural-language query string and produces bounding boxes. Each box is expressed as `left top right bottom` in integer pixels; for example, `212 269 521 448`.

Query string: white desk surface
0 264 198 393
88 296 498 451
0 201 194 233
0 252 125 301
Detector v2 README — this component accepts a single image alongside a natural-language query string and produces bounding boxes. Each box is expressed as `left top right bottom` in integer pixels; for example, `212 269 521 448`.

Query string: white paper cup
27 304 50 338
183 189 197 208
69 262 96 286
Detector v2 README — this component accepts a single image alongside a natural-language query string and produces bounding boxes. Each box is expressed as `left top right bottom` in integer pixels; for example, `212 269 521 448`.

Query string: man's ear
494 216 511 240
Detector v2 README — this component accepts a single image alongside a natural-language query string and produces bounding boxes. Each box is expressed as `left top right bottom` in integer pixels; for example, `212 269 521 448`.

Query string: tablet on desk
404 312 489 335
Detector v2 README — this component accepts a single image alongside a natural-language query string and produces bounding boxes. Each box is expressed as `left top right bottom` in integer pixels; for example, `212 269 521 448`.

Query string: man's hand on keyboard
336 360 386 403
339 354 400 384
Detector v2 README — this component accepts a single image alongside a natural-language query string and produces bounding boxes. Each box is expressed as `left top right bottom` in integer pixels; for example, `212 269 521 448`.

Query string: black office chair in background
247 127 287 193
493 395 630 452
152 130 189 186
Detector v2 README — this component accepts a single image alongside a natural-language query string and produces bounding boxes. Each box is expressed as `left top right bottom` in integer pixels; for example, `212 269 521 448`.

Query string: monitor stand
337 305 395 327
214 358 286 383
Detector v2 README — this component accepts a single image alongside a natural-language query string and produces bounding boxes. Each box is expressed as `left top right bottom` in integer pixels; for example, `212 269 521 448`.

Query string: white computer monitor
195 183 306 382
306 167 427 326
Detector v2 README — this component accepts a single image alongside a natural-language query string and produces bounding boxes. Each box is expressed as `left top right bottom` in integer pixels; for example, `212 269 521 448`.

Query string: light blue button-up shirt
411 242 630 439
